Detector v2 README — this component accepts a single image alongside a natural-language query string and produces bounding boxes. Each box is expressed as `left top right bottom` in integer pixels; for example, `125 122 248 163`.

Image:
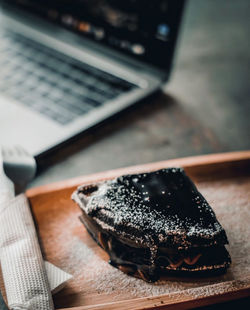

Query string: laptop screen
3 0 185 70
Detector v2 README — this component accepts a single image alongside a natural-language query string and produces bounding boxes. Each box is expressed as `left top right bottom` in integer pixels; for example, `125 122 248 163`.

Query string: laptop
0 0 185 157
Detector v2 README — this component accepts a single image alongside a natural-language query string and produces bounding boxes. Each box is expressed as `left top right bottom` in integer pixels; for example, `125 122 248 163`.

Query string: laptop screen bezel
1 0 186 79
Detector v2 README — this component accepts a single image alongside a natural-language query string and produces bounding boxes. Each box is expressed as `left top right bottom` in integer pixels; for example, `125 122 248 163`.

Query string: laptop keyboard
0 30 136 125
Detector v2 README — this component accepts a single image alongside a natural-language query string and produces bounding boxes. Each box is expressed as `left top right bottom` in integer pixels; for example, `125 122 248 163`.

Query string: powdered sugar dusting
73 168 228 252
59 235 213 299
45 175 250 306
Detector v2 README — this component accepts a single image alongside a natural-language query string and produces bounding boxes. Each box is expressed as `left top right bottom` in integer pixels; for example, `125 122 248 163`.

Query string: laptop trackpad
0 96 62 156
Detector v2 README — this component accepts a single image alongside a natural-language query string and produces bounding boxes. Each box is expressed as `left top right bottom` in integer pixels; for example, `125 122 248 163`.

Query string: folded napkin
0 194 53 309
0 194 71 310
45 261 72 295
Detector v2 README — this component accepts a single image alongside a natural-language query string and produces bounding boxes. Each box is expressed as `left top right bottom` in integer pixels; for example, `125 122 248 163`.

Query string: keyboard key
36 83 52 94
0 29 136 125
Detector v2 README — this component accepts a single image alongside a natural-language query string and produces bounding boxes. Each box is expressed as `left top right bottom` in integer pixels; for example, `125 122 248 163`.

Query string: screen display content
3 0 185 69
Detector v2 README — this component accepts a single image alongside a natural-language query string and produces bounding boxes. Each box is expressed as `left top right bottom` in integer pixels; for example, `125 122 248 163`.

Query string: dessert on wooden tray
72 168 231 282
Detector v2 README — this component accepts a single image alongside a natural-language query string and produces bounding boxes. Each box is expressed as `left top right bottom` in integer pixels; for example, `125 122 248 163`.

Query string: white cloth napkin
45 261 72 295
0 194 72 310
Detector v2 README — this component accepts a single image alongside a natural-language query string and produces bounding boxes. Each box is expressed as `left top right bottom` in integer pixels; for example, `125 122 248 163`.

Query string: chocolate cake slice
72 168 231 282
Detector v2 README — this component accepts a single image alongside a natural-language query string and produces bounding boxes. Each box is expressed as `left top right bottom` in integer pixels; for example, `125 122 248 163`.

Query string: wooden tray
3 151 250 309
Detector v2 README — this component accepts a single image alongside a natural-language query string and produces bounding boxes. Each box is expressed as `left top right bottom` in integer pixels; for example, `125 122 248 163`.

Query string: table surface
27 0 250 309
31 0 250 188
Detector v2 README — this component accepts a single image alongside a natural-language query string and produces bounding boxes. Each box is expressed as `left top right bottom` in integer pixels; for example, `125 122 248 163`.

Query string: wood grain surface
23 151 250 309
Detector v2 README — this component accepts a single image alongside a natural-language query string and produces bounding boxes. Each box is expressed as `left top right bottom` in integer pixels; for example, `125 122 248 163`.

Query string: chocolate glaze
72 168 231 282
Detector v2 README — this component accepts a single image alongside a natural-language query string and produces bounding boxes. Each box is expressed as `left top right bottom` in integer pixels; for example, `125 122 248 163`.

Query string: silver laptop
0 0 185 157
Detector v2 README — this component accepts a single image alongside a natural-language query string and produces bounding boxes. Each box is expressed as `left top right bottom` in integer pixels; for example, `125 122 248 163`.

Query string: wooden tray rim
63 283 250 310
27 150 250 198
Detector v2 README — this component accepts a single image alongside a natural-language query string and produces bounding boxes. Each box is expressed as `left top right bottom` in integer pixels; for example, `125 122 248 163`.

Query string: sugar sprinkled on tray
55 176 250 301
